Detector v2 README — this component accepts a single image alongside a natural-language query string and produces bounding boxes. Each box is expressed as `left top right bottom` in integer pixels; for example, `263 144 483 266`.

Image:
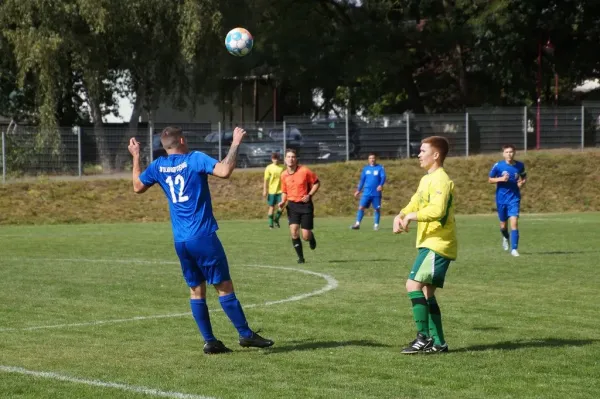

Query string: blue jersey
489 160 527 204
139 151 219 242
357 164 386 197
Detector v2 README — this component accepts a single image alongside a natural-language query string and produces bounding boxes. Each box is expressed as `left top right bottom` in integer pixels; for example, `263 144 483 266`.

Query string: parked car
267 126 304 151
204 129 281 168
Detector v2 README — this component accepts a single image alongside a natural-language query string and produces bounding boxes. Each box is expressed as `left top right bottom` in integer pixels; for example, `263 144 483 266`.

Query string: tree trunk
87 93 112 172
114 86 145 170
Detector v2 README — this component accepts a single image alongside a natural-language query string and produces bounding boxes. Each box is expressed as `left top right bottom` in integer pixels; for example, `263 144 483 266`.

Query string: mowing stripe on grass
0 260 338 332
0 365 216 399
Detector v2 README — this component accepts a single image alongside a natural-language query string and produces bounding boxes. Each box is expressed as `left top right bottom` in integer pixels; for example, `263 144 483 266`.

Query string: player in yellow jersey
393 136 457 354
263 152 285 229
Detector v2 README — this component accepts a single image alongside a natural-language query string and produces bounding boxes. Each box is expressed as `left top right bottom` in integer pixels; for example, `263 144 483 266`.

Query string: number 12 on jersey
165 175 189 203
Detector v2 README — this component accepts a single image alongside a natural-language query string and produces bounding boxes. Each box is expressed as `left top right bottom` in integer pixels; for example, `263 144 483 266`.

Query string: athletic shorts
408 248 452 288
174 233 231 287
287 201 314 230
497 201 520 222
359 195 381 210
267 193 282 206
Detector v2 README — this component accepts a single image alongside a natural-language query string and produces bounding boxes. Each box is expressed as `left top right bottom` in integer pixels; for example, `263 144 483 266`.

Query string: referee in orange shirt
278 149 320 263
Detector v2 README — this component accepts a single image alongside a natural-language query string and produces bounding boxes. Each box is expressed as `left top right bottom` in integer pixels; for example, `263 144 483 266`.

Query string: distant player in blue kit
351 153 386 231
127 126 274 354
488 144 527 257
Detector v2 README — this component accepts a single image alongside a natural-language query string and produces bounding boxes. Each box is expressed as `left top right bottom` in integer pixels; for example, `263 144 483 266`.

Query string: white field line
0 259 338 332
0 365 216 399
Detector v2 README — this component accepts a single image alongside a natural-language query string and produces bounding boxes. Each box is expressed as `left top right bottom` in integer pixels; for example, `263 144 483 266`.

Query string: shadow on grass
455 338 599 352
519 250 600 255
327 259 396 263
471 326 503 331
262 339 390 354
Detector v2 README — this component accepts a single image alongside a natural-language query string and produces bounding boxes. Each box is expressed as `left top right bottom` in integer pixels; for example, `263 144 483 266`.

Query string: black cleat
203 340 232 355
275 221 280 228
423 343 449 354
309 234 317 250
350 224 360 230
297 257 305 264
401 333 433 354
239 331 275 348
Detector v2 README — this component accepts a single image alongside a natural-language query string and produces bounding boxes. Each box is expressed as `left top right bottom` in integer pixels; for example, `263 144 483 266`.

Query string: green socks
268 214 274 227
427 296 445 345
408 291 429 337
274 210 282 223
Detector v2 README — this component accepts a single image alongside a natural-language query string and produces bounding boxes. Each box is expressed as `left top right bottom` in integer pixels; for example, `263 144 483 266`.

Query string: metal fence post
218 121 222 160
282 120 287 154
465 112 469 157
77 127 82 178
148 117 154 163
581 105 585 150
523 106 528 153
405 113 410 158
345 109 350 162
1 130 5 184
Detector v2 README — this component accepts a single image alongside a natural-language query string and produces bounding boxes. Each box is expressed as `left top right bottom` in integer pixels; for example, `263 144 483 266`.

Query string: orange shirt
281 165 319 202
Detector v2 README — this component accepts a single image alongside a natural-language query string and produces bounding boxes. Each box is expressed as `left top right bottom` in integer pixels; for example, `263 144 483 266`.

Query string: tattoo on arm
223 144 240 166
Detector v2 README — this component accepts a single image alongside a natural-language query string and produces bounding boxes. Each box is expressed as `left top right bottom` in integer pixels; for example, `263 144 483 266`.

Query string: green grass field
1 214 599 399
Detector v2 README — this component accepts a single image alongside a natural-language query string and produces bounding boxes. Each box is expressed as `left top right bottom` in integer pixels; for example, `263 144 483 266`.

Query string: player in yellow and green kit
263 152 285 229
393 136 457 354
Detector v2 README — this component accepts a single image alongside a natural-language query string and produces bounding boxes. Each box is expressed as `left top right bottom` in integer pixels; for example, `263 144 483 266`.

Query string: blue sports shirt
489 160 527 204
139 151 219 242
357 164 386 197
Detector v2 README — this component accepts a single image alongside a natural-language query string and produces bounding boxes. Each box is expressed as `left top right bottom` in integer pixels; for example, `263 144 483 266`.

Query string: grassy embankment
1 149 599 225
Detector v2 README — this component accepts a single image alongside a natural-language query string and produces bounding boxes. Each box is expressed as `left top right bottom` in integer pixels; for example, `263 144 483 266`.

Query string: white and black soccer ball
225 27 254 57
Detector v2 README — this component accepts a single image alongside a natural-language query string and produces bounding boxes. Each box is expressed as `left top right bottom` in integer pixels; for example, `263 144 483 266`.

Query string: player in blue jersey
488 144 527 257
351 153 386 231
127 126 274 354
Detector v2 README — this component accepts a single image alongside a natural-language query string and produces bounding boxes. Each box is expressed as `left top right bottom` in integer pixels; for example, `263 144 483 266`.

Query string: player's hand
128 137 141 157
277 201 285 210
376 185 383 192
232 127 246 145
301 194 311 203
393 215 405 234
354 190 360 198
500 174 509 182
517 179 525 188
262 190 267 198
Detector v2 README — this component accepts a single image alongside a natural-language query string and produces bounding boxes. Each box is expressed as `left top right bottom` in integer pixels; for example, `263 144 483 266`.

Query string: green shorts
408 248 452 288
267 193 282 206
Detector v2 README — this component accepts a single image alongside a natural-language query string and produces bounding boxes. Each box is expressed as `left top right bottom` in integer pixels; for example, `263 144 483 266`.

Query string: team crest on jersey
366 170 372 174
374 171 379 176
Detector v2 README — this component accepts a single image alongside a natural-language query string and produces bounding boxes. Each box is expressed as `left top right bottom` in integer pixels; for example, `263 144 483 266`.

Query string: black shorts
287 201 314 230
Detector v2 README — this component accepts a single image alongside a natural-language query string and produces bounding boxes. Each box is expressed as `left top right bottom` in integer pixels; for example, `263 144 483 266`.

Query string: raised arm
213 127 246 179
128 138 149 194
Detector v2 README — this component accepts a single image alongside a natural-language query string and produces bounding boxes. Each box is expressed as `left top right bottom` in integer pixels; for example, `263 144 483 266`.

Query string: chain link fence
2 104 600 182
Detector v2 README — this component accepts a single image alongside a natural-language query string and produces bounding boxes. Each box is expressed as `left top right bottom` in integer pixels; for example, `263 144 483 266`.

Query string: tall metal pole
536 41 542 150
581 106 585 151
345 107 350 162
218 121 222 160
77 127 82 178
148 111 154 163
282 120 287 154
405 114 410 158
1 130 5 184
465 112 469 157
523 106 528 153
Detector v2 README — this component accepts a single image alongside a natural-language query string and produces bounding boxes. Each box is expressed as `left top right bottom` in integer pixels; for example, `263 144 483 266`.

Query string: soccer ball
225 27 254 57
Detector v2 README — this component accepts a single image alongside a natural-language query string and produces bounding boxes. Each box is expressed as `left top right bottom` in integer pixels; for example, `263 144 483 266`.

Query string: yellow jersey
264 163 285 194
400 167 457 260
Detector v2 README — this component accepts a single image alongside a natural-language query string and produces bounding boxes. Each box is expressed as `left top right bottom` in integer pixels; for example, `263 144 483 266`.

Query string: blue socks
219 293 253 338
356 209 364 223
511 229 519 250
190 299 215 342
374 210 380 225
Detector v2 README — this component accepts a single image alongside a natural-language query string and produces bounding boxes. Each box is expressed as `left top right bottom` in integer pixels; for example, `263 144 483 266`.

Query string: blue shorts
174 234 231 287
359 195 381 210
497 201 520 222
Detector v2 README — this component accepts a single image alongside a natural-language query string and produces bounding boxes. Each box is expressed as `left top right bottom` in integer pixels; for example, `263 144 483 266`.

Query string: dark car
204 129 281 168
267 126 304 151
